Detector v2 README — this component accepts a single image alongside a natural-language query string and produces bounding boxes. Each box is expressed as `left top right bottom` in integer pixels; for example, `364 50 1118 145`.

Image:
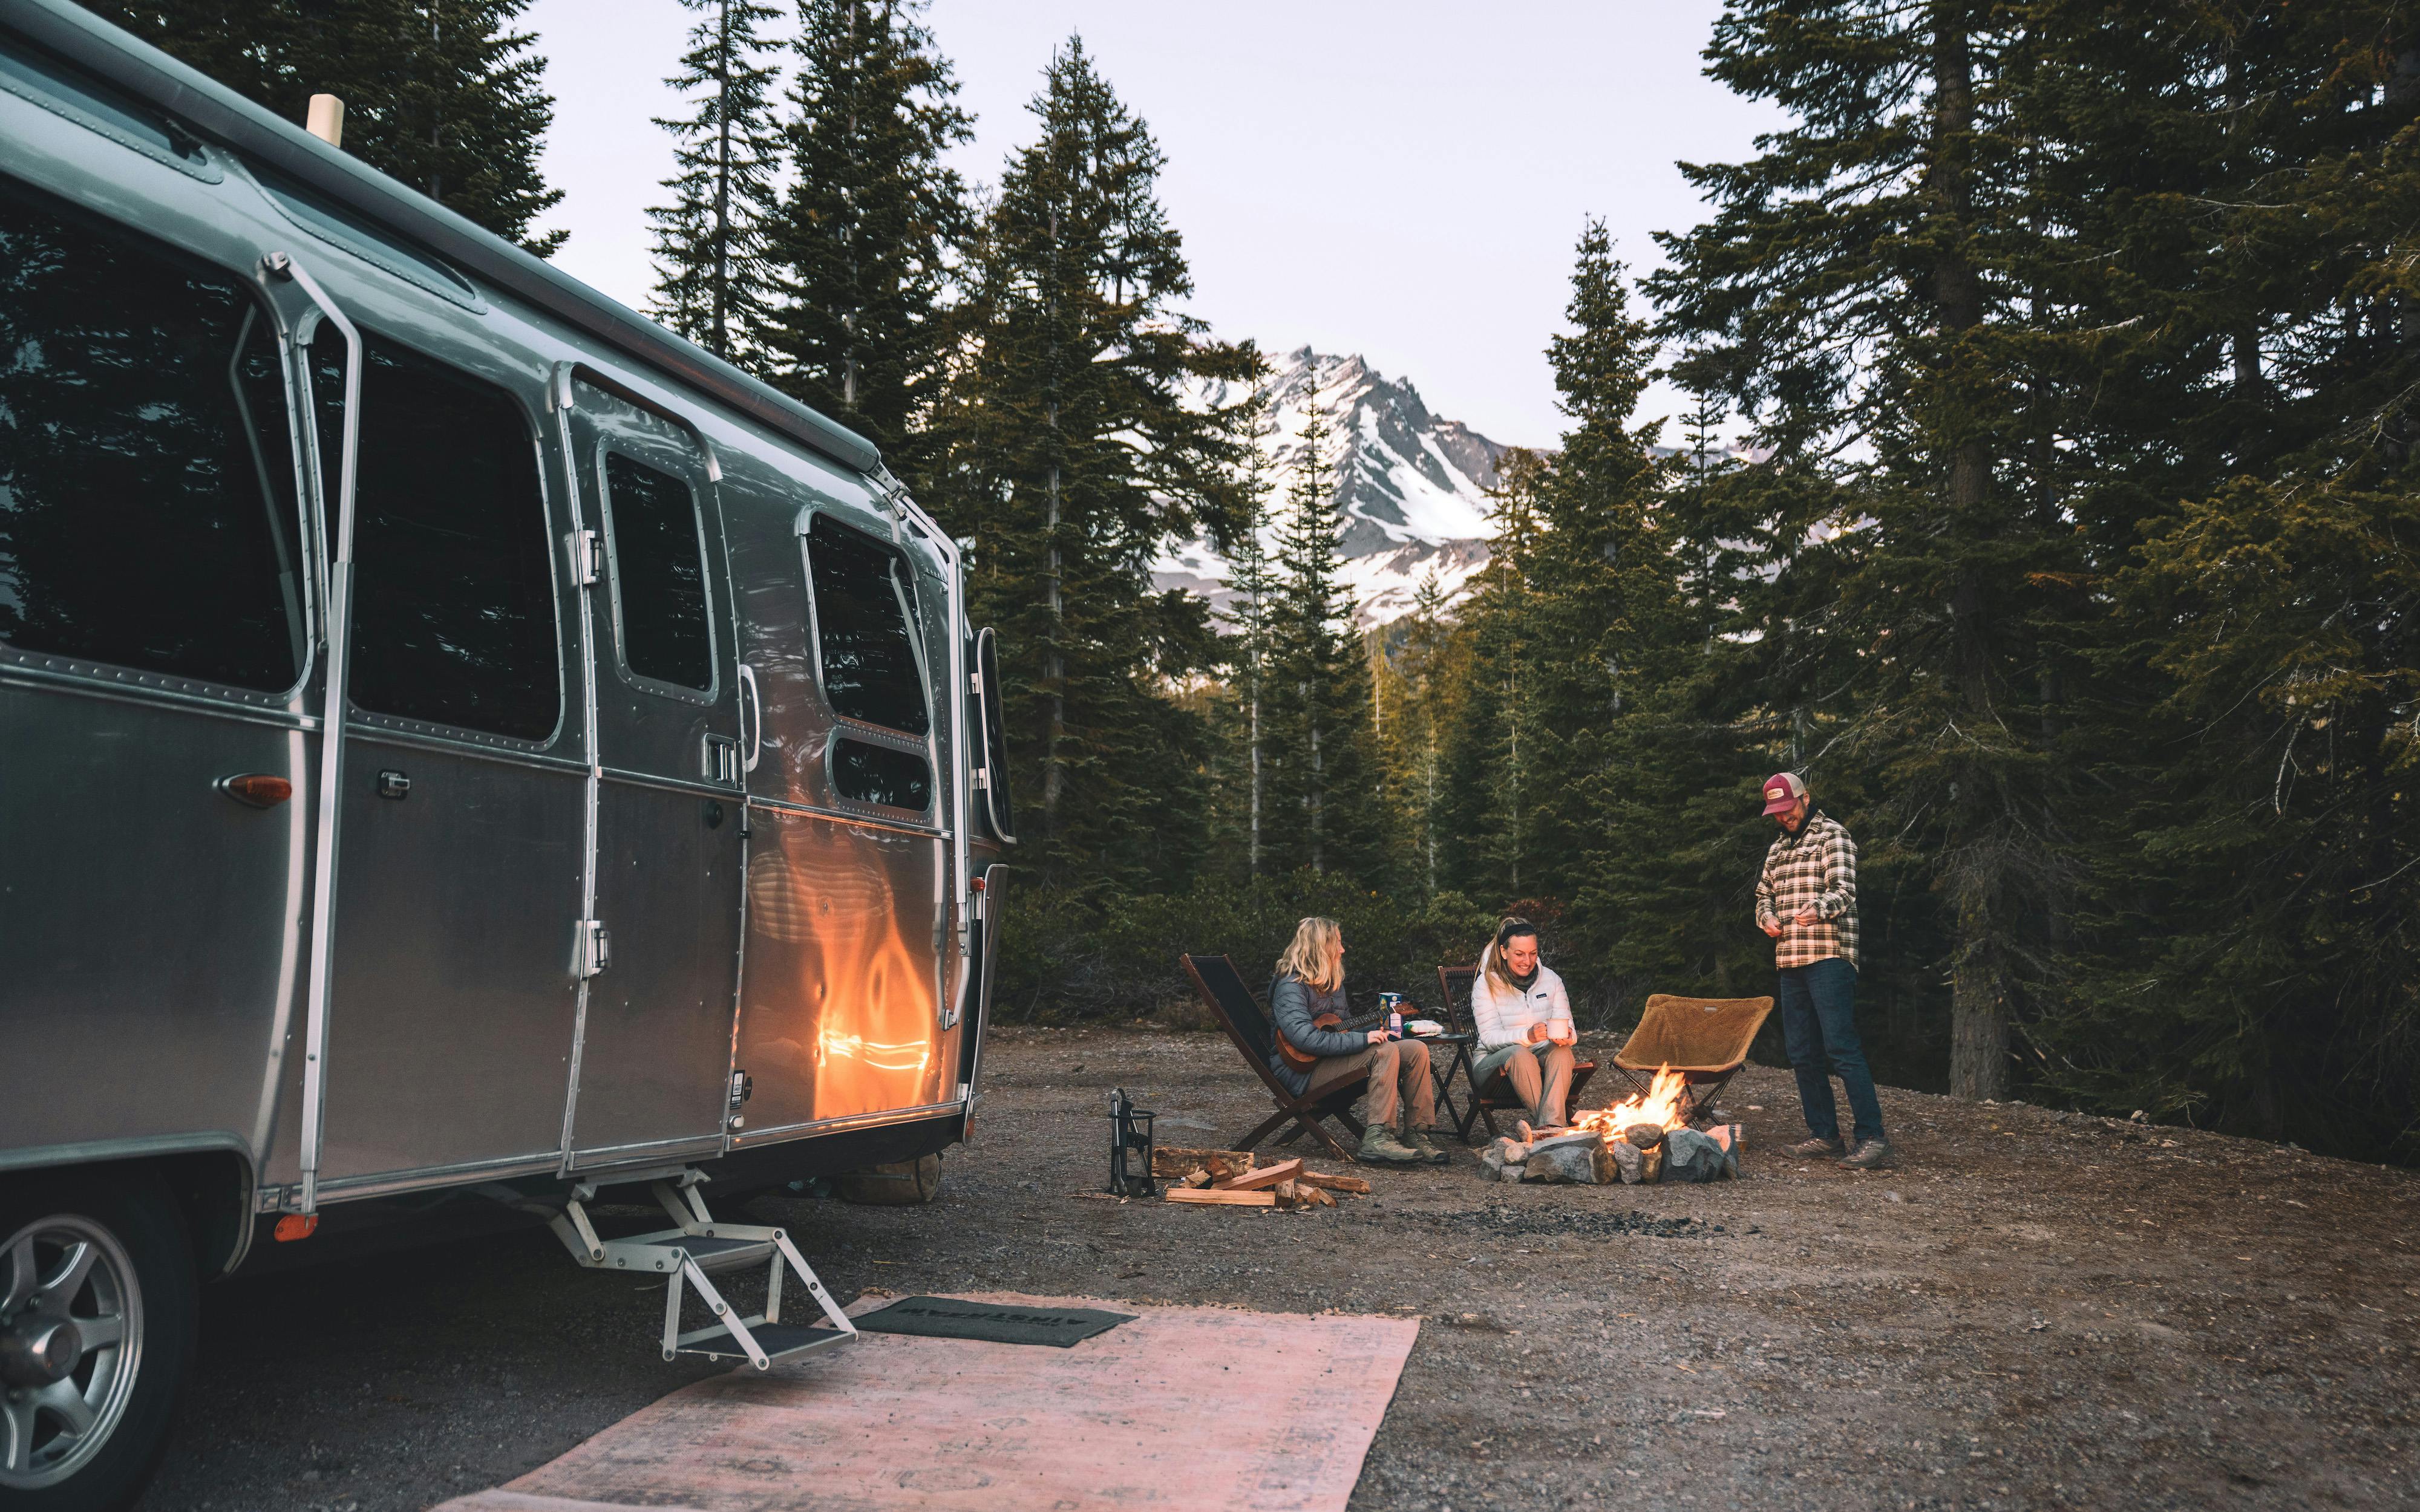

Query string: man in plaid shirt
1756 772 1895 1169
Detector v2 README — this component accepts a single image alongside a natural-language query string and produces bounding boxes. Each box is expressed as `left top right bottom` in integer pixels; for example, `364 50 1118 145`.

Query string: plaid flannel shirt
1755 812 1860 969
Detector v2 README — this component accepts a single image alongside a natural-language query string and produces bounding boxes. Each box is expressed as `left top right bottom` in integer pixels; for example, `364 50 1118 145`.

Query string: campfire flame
1571 1065 1689 1139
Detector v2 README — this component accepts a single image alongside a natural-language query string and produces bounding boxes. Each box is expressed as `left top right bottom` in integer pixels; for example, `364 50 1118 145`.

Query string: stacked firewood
1148 1148 1372 1211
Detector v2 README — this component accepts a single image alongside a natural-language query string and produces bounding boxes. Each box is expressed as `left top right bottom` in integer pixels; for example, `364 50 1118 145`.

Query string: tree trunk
1932 8 2007 1102
1949 885 2009 1099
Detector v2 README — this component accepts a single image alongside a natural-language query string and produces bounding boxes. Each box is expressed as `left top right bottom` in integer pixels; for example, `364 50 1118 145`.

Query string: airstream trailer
0 2 1016 1504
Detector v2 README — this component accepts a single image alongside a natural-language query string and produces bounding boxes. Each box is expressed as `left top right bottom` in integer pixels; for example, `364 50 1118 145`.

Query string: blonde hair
1480 916 1540 994
1276 916 1344 994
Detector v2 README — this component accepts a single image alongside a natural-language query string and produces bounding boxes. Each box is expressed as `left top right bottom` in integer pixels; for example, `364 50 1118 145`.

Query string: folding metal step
543 1167 857 1369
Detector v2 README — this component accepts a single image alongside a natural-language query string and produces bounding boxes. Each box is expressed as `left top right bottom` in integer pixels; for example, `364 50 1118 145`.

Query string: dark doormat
837 1295 1137 1347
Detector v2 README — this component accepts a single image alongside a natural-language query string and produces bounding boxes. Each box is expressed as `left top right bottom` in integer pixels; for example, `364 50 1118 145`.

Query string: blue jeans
1777 957 1885 1145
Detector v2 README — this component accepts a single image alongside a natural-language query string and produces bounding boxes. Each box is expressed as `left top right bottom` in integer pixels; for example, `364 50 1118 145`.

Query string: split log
1165 1187 1277 1208
1296 1171 1370 1194
1180 1170 1212 1188
1215 1158 1303 1193
1154 1147 1255 1181
1307 1184 1338 1207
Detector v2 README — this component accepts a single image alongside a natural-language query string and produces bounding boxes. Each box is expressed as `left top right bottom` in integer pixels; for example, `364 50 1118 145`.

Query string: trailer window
803 513 929 736
601 451 713 691
310 330 560 741
831 736 932 811
0 175 305 692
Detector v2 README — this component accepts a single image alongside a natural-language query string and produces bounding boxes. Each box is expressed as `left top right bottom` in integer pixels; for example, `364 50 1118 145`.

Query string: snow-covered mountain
1156 347 1514 627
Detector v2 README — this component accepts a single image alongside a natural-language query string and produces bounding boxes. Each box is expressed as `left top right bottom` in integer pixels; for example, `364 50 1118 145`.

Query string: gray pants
1473 1041 1577 1127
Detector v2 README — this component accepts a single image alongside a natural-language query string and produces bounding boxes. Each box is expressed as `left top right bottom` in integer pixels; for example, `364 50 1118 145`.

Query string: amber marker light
273 1214 318 1242
218 774 295 807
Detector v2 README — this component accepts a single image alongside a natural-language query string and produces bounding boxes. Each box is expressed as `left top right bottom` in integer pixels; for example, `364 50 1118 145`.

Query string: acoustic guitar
1275 1004 1437 1074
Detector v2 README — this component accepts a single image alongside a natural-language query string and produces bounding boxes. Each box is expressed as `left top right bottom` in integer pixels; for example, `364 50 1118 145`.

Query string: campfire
1482 1066 1741 1185
1571 1065 1692 1144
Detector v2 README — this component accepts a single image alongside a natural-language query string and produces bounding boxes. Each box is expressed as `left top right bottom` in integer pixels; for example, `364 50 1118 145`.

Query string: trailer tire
0 1171 197 1512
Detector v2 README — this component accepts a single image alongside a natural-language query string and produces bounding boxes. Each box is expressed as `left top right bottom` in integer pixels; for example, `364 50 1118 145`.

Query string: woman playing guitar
1267 917 1447 1165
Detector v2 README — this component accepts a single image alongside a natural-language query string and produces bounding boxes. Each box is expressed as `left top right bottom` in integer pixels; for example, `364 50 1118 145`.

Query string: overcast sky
522 1 1776 449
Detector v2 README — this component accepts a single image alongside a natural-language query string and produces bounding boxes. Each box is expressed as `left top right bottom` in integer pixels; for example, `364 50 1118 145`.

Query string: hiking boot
1407 1130 1451 1165
1840 1138 1899 1170
1357 1126 1424 1165
1785 1136 1848 1159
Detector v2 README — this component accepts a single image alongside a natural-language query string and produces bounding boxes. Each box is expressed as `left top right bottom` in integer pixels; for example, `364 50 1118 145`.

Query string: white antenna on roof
306 94 344 149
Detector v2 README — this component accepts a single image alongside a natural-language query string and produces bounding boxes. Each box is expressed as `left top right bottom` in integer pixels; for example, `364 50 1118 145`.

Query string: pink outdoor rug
433 1292 1419 1512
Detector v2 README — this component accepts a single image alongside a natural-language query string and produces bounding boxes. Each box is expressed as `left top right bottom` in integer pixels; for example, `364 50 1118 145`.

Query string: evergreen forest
99 0 2420 1164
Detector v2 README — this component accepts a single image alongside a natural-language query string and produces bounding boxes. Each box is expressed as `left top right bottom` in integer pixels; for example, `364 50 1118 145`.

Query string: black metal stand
1108 1087 1156 1196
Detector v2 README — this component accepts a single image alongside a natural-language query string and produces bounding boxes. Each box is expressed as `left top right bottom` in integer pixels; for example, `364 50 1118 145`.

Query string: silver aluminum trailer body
0 3 1015 1504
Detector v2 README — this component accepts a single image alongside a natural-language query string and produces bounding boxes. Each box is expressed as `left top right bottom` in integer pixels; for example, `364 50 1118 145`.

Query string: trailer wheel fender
0 1170 197 1511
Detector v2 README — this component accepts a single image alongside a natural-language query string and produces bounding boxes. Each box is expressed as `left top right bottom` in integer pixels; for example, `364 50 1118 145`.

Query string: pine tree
936 36 1257 889
1441 448 1551 902
1388 569 1466 901
1520 222 1680 917
648 0 784 363
2019 1 2420 1155
1262 398 1384 879
1226 384 1283 877
765 0 970 494
1652 0 2064 1100
92 0 567 253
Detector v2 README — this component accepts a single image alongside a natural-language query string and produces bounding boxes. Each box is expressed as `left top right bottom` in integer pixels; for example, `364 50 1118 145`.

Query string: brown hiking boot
1840 1138 1899 1170
1786 1136 1848 1159
1357 1126 1424 1165
1407 1130 1451 1165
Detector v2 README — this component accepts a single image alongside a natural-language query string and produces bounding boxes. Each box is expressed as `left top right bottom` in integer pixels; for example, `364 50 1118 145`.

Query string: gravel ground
138 1025 2420 1511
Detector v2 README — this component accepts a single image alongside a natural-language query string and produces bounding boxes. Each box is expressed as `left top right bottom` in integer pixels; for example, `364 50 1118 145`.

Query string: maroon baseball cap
1760 772 1808 815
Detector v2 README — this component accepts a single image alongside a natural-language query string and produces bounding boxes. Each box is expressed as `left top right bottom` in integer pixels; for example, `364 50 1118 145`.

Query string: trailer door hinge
574 919 610 978
564 529 601 587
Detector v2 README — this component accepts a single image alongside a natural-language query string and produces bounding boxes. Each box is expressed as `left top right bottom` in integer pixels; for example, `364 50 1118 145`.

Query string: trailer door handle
737 663 763 772
376 769 411 800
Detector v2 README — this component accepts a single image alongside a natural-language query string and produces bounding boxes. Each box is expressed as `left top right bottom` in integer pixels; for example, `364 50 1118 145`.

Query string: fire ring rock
1660 1126 1735 1183
1521 1137 1615 1185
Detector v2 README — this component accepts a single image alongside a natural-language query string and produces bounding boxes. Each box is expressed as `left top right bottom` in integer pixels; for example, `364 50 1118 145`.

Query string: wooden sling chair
1180 953 1370 1163
1433 965 1597 1141
1611 993 1776 1125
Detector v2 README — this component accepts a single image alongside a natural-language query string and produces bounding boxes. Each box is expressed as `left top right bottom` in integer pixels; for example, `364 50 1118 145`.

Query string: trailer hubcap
0 1216 142 1490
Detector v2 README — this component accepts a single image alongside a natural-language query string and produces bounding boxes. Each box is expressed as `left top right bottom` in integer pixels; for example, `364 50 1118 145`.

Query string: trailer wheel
0 1173 196 1511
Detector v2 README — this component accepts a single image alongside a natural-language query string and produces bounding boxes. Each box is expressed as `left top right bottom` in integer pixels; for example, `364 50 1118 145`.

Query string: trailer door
560 379 745 1167
302 327 586 1189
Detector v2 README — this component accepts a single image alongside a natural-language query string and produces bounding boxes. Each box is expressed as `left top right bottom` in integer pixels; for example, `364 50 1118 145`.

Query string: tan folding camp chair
1611 994 1775 1125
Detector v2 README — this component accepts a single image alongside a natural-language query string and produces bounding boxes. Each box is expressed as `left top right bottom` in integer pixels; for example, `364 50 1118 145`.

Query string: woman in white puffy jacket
1467 917 1578 1129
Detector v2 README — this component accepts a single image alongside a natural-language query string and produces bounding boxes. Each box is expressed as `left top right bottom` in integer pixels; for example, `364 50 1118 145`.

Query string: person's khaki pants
1500 1041 1577 1127
1305 1038 1437 1131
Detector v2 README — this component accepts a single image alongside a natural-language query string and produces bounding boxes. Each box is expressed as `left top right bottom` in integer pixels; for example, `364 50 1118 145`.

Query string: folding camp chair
1610 993 1776 1125
1431 965 1597 1142
1180 954 1370 1163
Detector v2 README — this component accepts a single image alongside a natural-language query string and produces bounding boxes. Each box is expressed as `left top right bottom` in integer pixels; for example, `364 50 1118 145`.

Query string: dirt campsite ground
140 1026 2419 1512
